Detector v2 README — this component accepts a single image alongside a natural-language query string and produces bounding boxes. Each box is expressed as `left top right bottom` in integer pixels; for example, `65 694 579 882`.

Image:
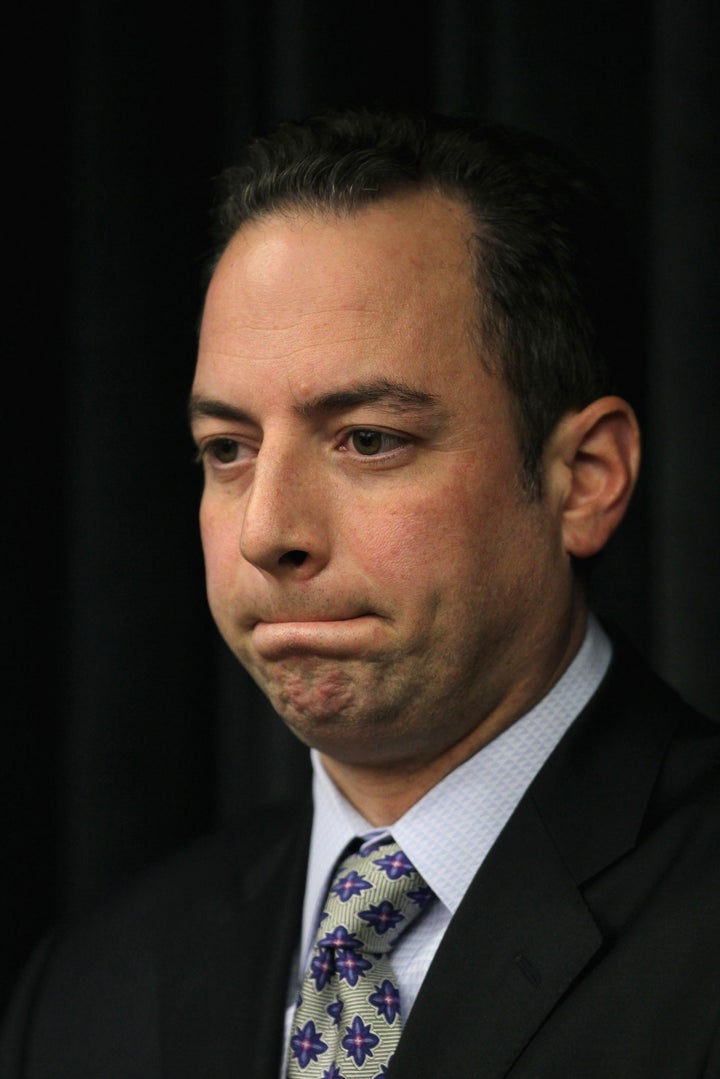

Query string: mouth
251 614 381 659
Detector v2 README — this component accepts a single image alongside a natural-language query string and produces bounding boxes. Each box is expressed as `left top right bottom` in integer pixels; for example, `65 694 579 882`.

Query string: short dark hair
212 107 635 496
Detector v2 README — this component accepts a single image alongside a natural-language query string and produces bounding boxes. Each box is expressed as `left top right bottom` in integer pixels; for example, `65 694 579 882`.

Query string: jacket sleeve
0 937 56 1078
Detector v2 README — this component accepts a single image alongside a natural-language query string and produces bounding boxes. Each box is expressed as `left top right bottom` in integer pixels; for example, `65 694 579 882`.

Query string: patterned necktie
287 837 433 1078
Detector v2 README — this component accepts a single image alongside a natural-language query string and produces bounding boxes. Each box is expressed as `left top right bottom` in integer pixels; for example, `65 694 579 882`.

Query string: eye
203 438 243 465
348 429 407 456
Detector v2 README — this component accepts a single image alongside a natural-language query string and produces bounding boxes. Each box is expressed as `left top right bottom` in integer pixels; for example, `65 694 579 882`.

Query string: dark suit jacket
2 637 720 1077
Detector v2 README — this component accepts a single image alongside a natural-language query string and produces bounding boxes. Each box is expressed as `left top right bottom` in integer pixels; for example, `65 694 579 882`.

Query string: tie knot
316 838 433 956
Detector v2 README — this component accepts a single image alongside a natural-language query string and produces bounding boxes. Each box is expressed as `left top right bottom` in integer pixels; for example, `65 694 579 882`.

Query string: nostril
279 549 308 567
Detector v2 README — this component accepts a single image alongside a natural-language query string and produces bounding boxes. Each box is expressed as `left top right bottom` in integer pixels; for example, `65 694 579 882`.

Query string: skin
190 190 640 824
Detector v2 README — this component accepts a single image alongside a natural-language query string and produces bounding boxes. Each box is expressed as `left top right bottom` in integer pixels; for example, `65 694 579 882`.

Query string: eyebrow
188 395 253 426
188 378 440 427
294 378 439 417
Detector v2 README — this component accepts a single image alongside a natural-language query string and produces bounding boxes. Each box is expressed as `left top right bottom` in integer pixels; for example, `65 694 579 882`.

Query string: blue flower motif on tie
408 885 433 908
373 850 414 880
372 1067 391 1079
290 1020 328 1069
335 949 372 986
321 1065 346 1079
318 925 364 952
332 870 372 902
310 948 335 991
368 978 401 1024
359 900 404 935
327 996 344 1026
342 1015 380 1066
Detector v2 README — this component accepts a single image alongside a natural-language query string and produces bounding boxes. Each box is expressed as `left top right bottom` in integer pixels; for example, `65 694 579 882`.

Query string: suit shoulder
52 800 309 957
0 802 310 1077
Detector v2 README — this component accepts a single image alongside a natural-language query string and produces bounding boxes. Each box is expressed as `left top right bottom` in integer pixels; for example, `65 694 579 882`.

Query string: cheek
343 485 479 593
365 470 538 605
199 499 237 596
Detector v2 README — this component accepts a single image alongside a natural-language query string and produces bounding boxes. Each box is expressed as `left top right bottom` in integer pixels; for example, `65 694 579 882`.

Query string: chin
246 655 359 729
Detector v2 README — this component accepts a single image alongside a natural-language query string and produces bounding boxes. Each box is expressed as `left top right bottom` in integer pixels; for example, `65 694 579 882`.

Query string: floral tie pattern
287 838 432 1078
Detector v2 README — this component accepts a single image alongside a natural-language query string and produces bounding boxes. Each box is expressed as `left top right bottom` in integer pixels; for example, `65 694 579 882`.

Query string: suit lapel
159 802 311 1079
392 797 602 1078
391 637 679 1078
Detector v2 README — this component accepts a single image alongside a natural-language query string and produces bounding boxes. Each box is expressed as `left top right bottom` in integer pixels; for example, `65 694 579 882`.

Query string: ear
549 396 641 560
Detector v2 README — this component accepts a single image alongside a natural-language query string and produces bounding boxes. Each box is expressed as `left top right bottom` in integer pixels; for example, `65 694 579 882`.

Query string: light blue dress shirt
282 614 611 1061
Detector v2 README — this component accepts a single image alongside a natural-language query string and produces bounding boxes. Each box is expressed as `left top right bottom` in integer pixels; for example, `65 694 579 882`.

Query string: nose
239 439 330 579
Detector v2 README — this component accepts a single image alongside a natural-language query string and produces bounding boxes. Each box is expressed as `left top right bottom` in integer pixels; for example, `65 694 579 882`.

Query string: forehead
205 191 475 325
196 191 499 413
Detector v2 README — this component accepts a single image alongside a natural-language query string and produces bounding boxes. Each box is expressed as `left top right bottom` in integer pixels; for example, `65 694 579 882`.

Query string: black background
4 0 719 1013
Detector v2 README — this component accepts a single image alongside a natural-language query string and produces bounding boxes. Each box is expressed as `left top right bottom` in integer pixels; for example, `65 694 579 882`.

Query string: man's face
191 192 579 770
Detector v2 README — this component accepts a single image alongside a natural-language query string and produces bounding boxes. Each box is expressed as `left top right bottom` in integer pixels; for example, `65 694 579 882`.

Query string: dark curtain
5 0 719 1013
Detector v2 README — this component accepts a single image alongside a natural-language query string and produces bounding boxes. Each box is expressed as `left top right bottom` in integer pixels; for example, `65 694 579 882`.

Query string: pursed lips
249 608 375 626
254 614 368 625
250 614 382 657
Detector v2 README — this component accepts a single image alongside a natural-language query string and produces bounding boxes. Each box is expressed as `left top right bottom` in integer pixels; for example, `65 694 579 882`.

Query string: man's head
190 108 639 813
211 107 629 497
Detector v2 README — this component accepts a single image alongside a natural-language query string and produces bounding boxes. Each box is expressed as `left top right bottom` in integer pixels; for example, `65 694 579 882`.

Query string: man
2 109 719 1077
